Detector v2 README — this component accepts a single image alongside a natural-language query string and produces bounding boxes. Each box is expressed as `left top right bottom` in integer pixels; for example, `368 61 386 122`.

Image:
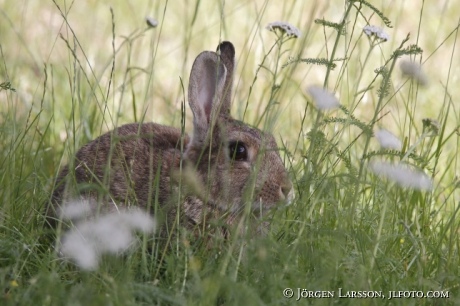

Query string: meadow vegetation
1 0 459 304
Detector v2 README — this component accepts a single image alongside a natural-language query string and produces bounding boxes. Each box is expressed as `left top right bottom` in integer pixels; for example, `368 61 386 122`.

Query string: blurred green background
2 0 458 142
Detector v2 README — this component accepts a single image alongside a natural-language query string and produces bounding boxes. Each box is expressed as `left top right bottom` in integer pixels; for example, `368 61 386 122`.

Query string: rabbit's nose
280 180 293 200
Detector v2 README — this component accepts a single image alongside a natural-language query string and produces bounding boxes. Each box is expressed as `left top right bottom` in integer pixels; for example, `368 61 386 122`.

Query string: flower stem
323 2 353 89
350 55 399 225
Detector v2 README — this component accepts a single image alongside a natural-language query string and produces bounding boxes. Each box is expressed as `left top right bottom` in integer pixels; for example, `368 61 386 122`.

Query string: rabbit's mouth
250 199 289 216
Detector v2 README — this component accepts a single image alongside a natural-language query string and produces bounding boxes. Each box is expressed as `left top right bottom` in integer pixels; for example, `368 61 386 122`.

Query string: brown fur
46 41 292 234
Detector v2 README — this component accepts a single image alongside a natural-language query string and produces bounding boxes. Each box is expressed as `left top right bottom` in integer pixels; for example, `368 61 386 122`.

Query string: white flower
306 86 340 110
119 210 157 232
266 21 301 38
400 60 428 86
363 25 390 41
61 231 98 270
375 129 402 150
84 213 134 252
369 161 433 191
61 210 156 270
59 200 91 220
145 17 158 28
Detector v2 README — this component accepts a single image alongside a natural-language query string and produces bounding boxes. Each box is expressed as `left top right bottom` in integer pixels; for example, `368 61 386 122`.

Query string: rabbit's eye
229 141 247 161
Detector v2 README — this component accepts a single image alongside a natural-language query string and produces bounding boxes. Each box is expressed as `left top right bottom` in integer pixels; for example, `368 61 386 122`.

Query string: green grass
1 0 460 305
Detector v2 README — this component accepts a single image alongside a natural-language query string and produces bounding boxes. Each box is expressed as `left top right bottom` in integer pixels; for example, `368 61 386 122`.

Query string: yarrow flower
306 86 340 110
369 161 432 191
363 25 390 41
61 209 156 270
145 17 158 28
400 60 428 86
59 200 92 220
375 129 402 150
266 21 301 38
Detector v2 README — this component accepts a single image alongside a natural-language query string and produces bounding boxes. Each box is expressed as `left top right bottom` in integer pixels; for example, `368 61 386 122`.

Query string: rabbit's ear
216 41 235 116
188 51 227 142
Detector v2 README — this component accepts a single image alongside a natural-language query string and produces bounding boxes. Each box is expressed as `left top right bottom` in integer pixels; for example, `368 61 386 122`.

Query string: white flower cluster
145 17 158 28
60 203 156 270
59 200 92 220
375 129 402 150
369 161 432 191
306 86 340 110
266 21 301 38
400 60 428 86
363 25 390 41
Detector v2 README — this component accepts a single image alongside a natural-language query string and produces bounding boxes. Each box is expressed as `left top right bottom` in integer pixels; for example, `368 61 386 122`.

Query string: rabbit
45 41 293 236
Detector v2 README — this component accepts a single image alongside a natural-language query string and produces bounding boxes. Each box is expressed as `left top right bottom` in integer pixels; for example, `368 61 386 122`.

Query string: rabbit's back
47 123 188 226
